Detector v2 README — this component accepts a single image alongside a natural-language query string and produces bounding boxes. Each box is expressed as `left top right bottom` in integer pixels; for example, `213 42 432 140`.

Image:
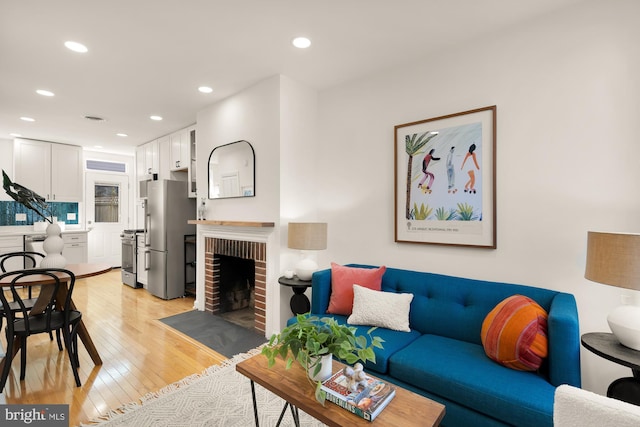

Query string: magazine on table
321 370 396 421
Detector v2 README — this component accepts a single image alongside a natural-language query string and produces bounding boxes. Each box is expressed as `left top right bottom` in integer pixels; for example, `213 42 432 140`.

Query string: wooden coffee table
236 353 445 427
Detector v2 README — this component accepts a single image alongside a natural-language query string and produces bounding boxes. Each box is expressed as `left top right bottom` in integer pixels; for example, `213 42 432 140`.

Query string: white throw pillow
347 284 413 332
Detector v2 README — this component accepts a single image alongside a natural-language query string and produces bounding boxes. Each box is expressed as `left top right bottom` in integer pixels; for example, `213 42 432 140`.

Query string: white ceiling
0 0 585 154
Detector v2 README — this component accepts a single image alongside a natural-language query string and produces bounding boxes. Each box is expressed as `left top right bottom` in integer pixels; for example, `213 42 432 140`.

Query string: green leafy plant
435 206 457 221
412 202 433 220
456 202 478 221
261 314 384 403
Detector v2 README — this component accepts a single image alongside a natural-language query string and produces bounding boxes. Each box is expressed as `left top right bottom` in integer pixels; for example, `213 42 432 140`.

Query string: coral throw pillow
327 263 386 315
481 295 549 371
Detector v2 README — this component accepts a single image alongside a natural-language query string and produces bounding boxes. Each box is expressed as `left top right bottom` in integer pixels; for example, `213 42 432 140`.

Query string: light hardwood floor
1 269 228 426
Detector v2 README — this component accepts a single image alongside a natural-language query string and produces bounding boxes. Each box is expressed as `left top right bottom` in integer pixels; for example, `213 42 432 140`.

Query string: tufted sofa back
312 264 559 345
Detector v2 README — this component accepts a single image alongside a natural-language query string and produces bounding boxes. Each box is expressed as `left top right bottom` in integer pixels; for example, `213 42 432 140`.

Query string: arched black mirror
208 140 255 199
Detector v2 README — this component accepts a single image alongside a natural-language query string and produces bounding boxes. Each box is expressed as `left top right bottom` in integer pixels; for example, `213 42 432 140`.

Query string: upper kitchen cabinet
135 125 196 198
188 126 196 198
14 139 82 202
136 139 159 181
169 127 190 171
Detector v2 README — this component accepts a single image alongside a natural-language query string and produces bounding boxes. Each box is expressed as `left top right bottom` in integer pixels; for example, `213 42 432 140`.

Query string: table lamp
585 231 640 350
287 222 327 281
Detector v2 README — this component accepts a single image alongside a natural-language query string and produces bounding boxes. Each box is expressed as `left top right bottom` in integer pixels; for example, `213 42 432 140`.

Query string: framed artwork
394 106 496 248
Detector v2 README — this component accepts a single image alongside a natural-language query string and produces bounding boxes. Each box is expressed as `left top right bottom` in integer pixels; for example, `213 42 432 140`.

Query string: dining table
0 263 112 372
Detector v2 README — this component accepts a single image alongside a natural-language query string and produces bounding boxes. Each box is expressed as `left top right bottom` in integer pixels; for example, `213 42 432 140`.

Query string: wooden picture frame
394 106 496 248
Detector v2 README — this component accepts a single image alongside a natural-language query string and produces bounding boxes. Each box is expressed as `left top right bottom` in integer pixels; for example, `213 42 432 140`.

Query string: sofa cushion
315 313 421 374
327 263 386 315
390 334 555 427
481 295 548 371
347 285 413 332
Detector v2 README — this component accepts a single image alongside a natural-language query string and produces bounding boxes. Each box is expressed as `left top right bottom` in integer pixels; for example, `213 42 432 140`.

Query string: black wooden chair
0 268 82 392
0 251 59 345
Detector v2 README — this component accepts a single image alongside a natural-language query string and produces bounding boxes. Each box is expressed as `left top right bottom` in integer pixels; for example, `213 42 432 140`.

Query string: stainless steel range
121 229 143 288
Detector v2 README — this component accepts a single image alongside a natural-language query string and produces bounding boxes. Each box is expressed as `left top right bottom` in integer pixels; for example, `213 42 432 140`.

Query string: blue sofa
292 265 581 427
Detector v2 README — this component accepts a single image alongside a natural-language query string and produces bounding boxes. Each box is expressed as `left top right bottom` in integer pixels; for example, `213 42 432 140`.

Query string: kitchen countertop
0 227 89 236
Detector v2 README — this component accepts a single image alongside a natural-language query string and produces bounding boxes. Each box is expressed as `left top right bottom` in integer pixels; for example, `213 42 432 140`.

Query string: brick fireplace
204 237 266 334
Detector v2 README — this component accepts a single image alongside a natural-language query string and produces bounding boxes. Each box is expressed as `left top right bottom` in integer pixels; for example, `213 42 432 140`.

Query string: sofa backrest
312 264 559 346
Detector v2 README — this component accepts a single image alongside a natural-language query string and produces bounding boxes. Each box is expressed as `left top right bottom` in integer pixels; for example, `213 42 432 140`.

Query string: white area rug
81 347 326 427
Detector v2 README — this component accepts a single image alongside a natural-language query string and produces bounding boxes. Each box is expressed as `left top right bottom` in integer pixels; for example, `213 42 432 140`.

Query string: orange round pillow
481 295 548 371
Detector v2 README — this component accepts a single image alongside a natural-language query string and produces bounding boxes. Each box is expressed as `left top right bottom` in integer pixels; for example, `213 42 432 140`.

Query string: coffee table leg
289 404 300 427
276 403 288 426
250 380 260 427
250 378 300 427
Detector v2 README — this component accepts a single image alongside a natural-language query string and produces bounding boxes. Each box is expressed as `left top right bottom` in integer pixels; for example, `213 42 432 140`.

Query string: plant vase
307 354 333 382
40 222 67 268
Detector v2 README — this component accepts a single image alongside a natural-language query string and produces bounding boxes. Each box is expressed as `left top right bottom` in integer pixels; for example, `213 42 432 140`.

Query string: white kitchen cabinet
13 139 50 200
0 235 25 271
51 144 83 202
62 232 88 264
14 139 82 202
137 139 159 180
187 127 197 198
137 236 148 287
158 135 170 180
135 145 146 183
169 127 190 171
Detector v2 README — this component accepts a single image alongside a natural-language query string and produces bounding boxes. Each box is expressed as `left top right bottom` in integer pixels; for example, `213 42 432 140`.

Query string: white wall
0 139 13 201
196 76 281 223
278 75 319 327
195 76 284 334
315 0 640 394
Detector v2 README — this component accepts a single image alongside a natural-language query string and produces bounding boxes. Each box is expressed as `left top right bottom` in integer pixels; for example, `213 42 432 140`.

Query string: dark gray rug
159 310 267 358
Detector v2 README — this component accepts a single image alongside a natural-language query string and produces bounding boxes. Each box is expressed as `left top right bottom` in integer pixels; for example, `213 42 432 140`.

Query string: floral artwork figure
446 146 457 193
417 148 441 193
461 143 480 194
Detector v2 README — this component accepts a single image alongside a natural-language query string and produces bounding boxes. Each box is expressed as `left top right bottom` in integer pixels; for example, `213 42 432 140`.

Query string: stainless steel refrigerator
145 180 195 299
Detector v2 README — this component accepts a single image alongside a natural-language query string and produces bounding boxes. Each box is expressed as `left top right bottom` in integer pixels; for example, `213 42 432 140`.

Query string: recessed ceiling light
150 115 163 121
198 86 213 94
9 133 22 137
36 89 55 97
116 133 128 137
65 41 88 53
20 116 35 122
292 37 311 49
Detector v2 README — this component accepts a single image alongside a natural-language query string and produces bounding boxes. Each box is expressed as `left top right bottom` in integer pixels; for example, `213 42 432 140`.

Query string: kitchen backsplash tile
0 201 79 226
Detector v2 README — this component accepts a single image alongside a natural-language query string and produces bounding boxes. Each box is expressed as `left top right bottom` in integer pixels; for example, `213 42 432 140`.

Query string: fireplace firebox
204 237 266 334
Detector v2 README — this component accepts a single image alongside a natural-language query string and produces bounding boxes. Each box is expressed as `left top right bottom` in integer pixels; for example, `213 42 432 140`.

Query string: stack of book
321 370 396 421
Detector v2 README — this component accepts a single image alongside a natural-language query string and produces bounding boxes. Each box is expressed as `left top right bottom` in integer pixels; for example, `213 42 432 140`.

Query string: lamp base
608 305 640 351
295 258 318 281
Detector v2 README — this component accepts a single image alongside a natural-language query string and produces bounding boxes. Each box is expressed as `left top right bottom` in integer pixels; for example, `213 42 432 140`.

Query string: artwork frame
394 106 496 248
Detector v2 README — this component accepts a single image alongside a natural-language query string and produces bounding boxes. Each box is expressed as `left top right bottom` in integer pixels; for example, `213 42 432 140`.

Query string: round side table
581 332 640 405
278 276 313 315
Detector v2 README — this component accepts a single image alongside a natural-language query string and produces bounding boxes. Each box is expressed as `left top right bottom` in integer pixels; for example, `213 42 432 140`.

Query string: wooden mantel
188 220 275 228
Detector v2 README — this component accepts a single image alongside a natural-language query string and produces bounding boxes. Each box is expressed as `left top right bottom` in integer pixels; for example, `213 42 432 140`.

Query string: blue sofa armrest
547 292 581 387
311 268 332 314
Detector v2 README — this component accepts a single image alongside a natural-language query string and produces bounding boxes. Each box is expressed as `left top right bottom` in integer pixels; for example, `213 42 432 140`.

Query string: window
94 184 119 223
